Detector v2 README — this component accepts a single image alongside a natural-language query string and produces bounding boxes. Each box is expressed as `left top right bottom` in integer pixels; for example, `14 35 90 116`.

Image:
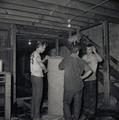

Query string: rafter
17 31 67 40
1 0 119 22
31 0 119 19
0 2 96 25
0 8 93 27
0 18 75 32
77 0 119 11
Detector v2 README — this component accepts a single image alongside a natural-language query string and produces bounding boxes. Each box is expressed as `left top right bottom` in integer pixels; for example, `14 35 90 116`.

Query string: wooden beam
0 5 95 25
56 39 59 56
30 0 119 19
94 14 119 24
81 23 102 31
0 1 95 25
0 13 86 30
10 24 16 104
102 21 110 105
78 0 119 11
5 73 11 120
16 30 67 40
2 0 119 23
0 18 75 32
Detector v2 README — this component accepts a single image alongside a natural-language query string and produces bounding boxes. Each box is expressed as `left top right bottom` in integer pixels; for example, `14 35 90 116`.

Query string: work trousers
31 75 43 119
83 80 97 116
63 90 83 120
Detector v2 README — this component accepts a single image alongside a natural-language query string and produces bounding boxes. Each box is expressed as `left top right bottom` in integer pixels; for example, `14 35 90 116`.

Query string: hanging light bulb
67 19 71 28
68 23 71 28
68 19 71 23
28 39 31 45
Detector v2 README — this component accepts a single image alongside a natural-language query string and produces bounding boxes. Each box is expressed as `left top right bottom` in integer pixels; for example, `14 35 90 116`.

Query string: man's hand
80 70 92 80
42 55 49 63
44 68 48 73
45 55 49 60
92 46 96 53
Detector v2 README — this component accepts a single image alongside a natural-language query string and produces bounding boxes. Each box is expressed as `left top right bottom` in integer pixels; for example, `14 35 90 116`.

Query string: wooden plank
2 0 119 22
5 73 11 120
0 27 13 72
78 0 119 11
0 7 93 26
0 2 96 24
102 21 110 105
17 31 66 40
0 14 81 29
26 0 119 18
10 24 16 103
55 39 59 56
0 18 74 32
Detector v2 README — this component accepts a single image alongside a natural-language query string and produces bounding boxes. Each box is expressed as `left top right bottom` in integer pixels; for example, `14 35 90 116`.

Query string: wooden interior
0 0 119 119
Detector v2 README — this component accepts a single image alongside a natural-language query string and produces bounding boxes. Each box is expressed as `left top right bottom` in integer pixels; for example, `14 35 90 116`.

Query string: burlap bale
48 57 64 115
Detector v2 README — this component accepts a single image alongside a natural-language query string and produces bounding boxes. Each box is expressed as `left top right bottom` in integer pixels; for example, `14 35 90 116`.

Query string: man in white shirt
82 44 102 119
30 41 48 120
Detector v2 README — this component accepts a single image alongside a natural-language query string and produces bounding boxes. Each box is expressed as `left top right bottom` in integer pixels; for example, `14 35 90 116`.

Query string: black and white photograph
0 0 119 120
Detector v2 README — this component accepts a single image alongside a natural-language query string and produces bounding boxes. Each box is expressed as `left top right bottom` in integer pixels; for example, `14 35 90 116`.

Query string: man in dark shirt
59 44 92 120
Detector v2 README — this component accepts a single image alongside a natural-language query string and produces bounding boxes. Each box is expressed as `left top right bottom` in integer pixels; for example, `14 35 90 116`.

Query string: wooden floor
11 115 63 120
8 98 119 120
10 115 117 120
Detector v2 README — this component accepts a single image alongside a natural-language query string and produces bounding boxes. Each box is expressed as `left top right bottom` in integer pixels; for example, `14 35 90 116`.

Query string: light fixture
68 19 71 23
28 40 31 45
68 19 71 28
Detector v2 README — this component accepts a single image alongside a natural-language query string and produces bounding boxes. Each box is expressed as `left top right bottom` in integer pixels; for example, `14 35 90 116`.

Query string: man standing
59 44 92 120
30 41 48 120
82 44 102 119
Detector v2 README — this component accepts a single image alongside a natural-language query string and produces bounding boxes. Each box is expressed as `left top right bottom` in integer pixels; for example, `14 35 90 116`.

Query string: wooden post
102 21 110 105
5 72 11 120
11 24 16 104
56 39 59 56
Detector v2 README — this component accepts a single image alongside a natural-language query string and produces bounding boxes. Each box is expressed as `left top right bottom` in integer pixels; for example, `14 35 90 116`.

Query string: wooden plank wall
0 23 13 72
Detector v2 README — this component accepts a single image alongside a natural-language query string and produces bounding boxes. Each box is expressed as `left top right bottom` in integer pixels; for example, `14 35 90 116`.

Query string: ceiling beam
0 2 96 25
16 24 68 35
31 0 119 19
2 0 119 22
0 1 94 21
0 8 92 27
0 18 75 32
0 13 82 30
77 0 119 11
16 30 67 40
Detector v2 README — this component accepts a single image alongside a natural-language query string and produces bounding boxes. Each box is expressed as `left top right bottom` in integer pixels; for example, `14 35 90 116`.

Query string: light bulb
68 23 71 28
68 19 71 23
28 40 31 45
68 19 71 28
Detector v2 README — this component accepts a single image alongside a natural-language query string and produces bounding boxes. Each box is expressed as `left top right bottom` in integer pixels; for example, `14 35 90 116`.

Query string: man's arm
42 55 49 63
92 46 102 62
81 70 92 80
81 60 92 80
36 56 47 73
